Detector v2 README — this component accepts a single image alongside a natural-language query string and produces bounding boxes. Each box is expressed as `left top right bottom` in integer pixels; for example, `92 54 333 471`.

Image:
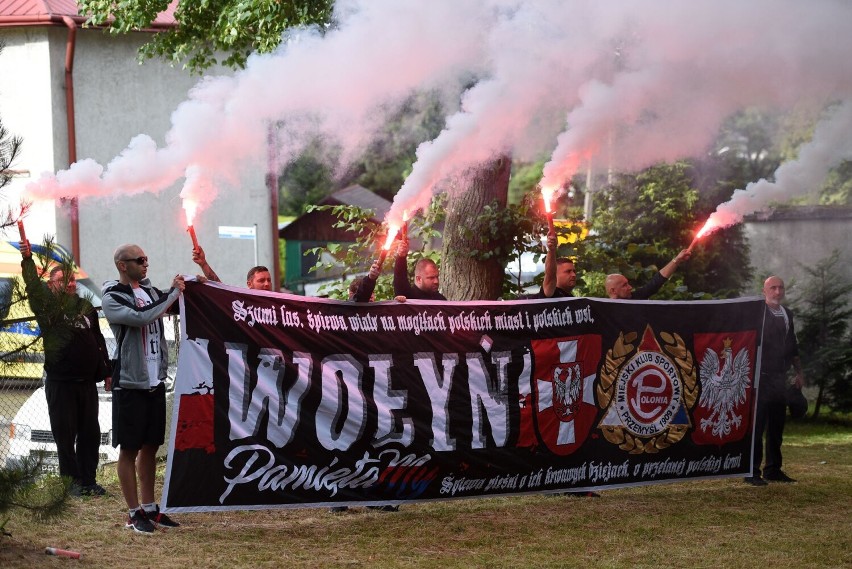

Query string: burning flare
184 199 200 250
383 224 401 251
540 186 554 214
15 203 30 244
377 223 401 267
688 218 720 251
540 185 556 233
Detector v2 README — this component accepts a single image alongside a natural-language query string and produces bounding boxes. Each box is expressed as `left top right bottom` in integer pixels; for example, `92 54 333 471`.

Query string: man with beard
393 234 446 301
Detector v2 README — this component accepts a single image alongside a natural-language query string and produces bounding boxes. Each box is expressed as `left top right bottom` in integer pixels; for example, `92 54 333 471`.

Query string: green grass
2 419 851 568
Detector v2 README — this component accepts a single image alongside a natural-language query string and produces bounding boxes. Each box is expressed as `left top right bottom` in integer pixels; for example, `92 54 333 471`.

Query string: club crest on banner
597 326 698 454
692 332 756 445
523 336 601 455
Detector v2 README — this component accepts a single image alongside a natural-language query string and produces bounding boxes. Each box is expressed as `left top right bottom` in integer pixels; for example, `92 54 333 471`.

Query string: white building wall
744 214 852 295
1 26 272 290
0 28 59 240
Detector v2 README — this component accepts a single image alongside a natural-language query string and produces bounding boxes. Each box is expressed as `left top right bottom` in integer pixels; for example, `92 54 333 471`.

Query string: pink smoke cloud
21 0 852 231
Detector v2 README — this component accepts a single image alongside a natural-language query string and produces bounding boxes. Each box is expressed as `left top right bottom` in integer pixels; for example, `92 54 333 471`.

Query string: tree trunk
440 156 511 301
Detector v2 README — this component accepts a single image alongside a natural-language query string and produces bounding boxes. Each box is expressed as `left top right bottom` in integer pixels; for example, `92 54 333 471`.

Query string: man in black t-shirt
527 230 577 299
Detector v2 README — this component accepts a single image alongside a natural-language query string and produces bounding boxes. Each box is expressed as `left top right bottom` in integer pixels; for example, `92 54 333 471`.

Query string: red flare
183 198 201 250
540 187 556 233
16 219 27 244
188 225 200 250
688 218 717 251
45 547 81 559
382 224 400 251
183 199 198 226
541 188 553 214
376 224 401 268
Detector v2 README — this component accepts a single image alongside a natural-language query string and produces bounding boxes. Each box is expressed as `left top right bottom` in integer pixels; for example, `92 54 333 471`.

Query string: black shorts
112 383 166 451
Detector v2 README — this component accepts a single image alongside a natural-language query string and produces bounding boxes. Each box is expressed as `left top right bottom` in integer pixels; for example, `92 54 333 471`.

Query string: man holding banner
526 229 577 299
102 245 184 533
393 233 446 301
191 246 274 292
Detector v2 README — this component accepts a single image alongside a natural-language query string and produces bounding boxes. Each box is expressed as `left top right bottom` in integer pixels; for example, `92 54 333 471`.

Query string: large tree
440 156 511 300
80 0 334 71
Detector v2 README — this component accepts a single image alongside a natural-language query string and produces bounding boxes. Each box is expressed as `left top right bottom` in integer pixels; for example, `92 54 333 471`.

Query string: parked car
6 383 117 472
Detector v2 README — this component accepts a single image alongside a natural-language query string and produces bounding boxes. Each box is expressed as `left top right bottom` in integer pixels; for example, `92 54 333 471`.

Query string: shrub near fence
0 314 180 473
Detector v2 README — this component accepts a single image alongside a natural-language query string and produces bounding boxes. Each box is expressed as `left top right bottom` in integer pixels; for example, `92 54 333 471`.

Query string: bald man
605 249 691 300
746 275 804 486
102 244 184 533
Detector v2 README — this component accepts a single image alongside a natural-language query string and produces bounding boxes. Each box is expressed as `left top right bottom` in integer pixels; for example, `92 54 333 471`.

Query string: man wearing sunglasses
102 245 185 534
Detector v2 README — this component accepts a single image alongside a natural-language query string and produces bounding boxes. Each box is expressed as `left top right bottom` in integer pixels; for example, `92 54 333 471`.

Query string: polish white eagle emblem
553 363 582 417
698 338 751 438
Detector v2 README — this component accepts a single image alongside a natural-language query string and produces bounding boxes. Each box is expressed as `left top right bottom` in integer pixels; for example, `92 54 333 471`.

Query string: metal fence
0 313 180 473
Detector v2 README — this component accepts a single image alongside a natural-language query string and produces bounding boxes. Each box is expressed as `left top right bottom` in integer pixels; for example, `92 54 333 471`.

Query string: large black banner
162 280 765 513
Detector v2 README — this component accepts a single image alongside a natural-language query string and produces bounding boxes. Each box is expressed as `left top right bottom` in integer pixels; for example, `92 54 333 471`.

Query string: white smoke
24 0 852 226
26 0 495 214
703 101 852 234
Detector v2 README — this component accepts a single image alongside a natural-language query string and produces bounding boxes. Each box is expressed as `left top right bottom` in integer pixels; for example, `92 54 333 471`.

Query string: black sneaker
148 506 181 528
80 484 107 496
744 476 769 486
125 510 156 534
367 505 399 512
764 471 796 483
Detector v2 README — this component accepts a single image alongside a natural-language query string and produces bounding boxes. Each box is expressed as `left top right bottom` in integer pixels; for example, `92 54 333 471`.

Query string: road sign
218 225 256 240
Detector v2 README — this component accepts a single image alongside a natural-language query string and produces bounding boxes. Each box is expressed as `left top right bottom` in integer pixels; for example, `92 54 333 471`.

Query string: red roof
0 0 176 26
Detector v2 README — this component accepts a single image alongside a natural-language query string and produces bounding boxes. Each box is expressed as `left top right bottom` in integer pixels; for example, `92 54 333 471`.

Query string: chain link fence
1 313 180 473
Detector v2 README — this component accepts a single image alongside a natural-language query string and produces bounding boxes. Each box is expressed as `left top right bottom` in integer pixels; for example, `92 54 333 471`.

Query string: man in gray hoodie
102 244 184 534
